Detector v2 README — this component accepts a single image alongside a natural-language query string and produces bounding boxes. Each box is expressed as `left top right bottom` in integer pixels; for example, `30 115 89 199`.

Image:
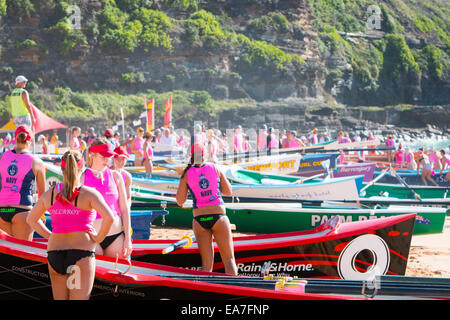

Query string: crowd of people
0 124 240 300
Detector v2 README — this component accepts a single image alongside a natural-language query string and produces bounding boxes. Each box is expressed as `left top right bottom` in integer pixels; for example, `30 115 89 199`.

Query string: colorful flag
146 98 154 132
164 96 172 128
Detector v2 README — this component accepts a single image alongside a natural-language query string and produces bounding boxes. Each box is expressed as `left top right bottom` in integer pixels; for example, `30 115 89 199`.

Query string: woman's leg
211 216 237 275
421 170 428 185
0 218 12 236
48 265 70 300
68 255 96 300
103 233 126 259
425 171 439 186
11 211 33 241
193 219 214 272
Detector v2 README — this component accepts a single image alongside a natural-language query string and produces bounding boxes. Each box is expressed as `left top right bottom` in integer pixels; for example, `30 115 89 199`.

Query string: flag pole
120 107 125 139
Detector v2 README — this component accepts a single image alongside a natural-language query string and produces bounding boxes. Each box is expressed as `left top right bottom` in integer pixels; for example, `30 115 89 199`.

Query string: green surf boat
131 191 447 235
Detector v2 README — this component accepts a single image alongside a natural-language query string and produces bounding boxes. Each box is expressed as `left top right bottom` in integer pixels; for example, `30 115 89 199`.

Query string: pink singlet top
309 134 318 145
72 136 80 149
286 139 300 148
0 150 35 206
234 133 243 151
84 167 120 219
186 164 224 209
404 153 412 163
385 139 394 147
49 184 96 234
429 152 437 164
268 134 279 149
144 143 153 160
258 132 267 150
396 150 405 164
134 137 144 155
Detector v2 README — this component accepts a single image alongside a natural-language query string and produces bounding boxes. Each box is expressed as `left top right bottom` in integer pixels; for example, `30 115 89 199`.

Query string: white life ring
337 234 390 280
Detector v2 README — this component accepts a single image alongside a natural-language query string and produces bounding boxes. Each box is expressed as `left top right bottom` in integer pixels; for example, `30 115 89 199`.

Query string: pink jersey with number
0 150 35 206
186 164 223 209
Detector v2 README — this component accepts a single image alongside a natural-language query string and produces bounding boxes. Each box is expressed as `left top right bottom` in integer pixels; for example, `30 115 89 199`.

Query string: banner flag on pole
164 96 172 128
146 98 154 132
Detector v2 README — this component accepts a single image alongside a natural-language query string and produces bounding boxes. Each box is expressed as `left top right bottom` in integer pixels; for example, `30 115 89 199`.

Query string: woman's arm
113 171 132 257
87 189 114 244
217 167 232 197
26 190 52 239
176 175 188 207
125 172 132 208
33 158 47 197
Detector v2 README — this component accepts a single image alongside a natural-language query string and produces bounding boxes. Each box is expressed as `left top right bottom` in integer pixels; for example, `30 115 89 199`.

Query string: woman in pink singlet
394 144 405 168
257 125 268 151
402 147 417 170
0 125 46 240
439 149 450 181
69 127 82 151
81 138 132 259
131 127 145 167
428 149 441 172
27 150 114 300
176 143 237 275
142 132 154 176
385 135 395 163
112 146 132 208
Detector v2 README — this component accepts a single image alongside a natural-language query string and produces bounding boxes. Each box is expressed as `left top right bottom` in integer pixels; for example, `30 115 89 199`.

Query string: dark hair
180 153 204 179
16 132 29 144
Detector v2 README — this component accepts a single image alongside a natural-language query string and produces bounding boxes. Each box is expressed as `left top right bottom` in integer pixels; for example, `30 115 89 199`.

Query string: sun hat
15 75 28 84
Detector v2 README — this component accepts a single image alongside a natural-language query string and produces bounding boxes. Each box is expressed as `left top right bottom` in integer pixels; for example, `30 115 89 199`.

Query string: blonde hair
71 126 81 135
86 137 109 168
60 150 83 201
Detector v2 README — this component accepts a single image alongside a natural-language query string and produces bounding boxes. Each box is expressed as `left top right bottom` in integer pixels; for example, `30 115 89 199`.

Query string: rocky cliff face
0 0 448 135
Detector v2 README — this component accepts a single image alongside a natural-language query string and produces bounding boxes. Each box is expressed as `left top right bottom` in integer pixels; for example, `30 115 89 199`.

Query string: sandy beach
149 216 450 278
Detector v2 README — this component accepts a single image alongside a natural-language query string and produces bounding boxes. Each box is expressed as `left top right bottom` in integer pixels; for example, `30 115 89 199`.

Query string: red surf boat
0 230 363 300
130 213 416 280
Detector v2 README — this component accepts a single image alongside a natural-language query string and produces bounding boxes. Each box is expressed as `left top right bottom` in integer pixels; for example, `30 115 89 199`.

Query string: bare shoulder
79 185 101 198
32 156 45 169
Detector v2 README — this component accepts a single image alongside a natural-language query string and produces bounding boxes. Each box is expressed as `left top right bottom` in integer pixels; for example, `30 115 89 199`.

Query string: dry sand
149 216 450 278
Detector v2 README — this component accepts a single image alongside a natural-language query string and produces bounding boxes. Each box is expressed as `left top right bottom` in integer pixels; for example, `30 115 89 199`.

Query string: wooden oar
359 168 388 194
162 234 196 254
388 165 423 201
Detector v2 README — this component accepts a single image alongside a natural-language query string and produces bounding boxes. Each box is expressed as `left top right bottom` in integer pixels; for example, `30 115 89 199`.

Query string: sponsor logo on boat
247 160 297 172
237 262 313 274
311 215 387 227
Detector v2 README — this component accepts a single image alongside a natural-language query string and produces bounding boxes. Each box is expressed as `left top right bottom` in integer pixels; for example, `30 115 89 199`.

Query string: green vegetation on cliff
0 0 448 127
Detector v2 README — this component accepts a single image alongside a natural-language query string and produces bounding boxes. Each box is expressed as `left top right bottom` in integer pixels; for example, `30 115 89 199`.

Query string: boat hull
131 193 446 235
0 232 361 300
361 182 449 199
131 214 415 279
373 170 450 187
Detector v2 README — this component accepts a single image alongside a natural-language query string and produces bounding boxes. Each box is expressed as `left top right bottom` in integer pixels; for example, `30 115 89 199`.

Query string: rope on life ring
337 234 390 281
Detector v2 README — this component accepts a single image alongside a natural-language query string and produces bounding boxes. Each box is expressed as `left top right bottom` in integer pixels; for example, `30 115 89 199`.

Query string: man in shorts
9 75 36 132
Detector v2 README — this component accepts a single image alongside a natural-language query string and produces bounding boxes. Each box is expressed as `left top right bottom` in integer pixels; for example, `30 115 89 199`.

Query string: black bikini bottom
100 231 124 250
194 214 226 230
0 207 29 223
47 249 95 275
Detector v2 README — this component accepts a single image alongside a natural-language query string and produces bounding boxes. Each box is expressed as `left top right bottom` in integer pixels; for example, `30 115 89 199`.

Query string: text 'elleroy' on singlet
0 150 35 206
83 167 120 219
186 164 224 209
48 184 96 234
